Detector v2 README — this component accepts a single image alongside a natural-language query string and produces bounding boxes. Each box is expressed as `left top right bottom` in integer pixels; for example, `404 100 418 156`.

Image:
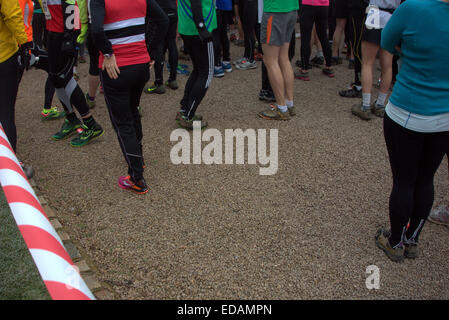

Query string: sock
376 92 388 107
277 104 288 113
286 100 294 108
66 112 78 123
362 93 371 110
83 115 96 129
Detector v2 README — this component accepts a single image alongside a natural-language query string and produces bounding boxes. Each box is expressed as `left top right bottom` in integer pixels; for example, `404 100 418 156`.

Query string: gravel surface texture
14 39 449 299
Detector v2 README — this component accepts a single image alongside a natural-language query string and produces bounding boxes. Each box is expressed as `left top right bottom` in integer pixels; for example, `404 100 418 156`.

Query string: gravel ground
15 38 449 299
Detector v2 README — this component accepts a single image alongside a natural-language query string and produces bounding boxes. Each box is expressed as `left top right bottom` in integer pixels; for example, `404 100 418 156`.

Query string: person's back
382 0 449 116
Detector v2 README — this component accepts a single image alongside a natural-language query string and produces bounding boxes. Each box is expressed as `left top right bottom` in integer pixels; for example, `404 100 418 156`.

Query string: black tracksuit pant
299 5 333 69
348 9 365 85
384 115 449 246
180 35 214 120
0 53 21 152
101 63 150 182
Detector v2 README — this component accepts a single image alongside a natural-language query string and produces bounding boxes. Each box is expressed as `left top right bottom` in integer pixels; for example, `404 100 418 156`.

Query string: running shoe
339 84 362 98
371 102 385 118
52 119 82 140
222 61 233 73
322 68 335 78
288 106 296 117
375 228 405 263
351 104 373 121
258 89 276 102
233 57 246 66
165 80 179 90
254 52 263 61
175 110 203 121
258 105 290 121
85 93 96 109
404 239 419 259
236 60 257 70
310 55 324 67
428 204 449 227
214 66 225 78
18 160 34 180
41 106 66 120
331 56 343 66
118 175 149 194
70 123 104 147
178 116 208 129
295 70 310 81
145 83 166 94
230 33 237 42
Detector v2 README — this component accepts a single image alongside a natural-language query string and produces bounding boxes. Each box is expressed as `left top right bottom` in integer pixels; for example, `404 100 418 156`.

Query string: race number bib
41 0 52 20
365 5 393 30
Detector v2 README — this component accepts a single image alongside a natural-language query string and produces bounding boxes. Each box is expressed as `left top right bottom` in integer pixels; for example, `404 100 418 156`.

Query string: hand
102 54 120 79
198 27 213 43
149 59 155 70
61 32 76 56
18 41 33 70
77 24 89 44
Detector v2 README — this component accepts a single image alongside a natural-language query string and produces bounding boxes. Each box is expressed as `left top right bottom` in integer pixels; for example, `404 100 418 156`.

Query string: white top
386 101 449 133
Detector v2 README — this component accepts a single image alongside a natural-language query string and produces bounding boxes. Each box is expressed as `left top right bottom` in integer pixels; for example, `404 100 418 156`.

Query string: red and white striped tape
0 124 95 300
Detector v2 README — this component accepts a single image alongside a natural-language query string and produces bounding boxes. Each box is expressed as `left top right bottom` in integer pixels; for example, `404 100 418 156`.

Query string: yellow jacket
0 0 29 63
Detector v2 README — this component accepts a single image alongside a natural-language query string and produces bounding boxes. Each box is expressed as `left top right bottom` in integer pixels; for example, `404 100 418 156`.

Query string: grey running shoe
178 116 208 130
371 102 385 118
236 60 257 70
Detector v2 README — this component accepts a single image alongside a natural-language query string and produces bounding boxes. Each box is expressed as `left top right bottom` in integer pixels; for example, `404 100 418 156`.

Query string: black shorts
335 0 349 19
87 31 100 76
362 27 381 45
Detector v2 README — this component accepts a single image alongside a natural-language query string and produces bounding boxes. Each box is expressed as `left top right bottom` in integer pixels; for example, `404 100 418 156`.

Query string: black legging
299 5 333 69
146 10 169 85
348 10 365 85
238 0 257 62
180 35 214 120
213 9 231 66
164 13 179 82
384 115 449 246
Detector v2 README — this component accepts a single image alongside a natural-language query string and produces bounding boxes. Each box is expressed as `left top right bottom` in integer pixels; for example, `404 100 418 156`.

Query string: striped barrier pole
0 123 95 300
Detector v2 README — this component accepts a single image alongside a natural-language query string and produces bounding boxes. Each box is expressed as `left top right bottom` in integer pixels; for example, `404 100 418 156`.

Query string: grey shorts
260 10 297 46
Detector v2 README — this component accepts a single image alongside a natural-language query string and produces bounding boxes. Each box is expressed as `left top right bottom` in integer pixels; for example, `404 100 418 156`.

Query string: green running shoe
41 107 66 120
52 119 82 140
165 80 179 90
70 123 104 147
85 93 96 109
145 83 166 94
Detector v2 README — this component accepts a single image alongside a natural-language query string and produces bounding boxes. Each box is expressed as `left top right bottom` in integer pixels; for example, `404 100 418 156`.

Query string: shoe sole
42 115 65 121
295 76 310 81
214 74 225 78
70 130 104 147
224 68 233 73
258 113 290 121
236 65 257 70
404 250 418 259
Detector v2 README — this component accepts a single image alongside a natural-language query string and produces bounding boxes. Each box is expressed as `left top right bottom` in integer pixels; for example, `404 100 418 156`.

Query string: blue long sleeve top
381 0 449 116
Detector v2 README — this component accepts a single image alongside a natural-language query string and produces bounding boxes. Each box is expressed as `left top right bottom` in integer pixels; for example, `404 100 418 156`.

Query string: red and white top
99 0 150 68
41 0 80 33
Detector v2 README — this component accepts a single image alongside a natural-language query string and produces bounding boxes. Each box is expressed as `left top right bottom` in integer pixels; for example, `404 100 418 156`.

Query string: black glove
61 32 76 56
198 26 213 43
18 41 33 70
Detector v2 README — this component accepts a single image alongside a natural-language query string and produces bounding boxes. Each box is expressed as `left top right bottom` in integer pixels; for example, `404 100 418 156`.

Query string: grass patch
0 189 50 300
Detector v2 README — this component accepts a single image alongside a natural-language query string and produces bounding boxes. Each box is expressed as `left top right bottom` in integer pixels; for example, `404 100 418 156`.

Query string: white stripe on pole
0 168 39 200
29 249 96 300
10 202 63 246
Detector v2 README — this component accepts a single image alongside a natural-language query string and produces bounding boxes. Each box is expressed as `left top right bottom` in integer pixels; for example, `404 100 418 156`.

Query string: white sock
376 92 388 107
362 93 371 109
286 100 294 108
277 105 288 113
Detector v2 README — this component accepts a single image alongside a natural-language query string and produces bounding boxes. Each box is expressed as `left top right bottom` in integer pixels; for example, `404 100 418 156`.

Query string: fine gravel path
15 39 449 299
